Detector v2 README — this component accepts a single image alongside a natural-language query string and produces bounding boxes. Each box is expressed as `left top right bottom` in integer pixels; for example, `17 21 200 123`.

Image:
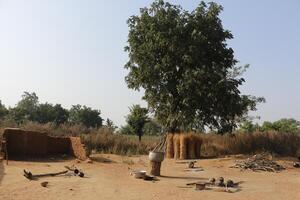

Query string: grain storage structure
166 133 202 159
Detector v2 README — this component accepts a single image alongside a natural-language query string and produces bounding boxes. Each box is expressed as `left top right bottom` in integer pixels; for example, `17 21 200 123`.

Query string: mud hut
1 128 87 160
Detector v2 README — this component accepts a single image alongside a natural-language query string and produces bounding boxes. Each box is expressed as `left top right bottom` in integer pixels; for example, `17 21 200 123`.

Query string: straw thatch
195 135 202 158
173 134 180 159
187 134 196 159
165 133 203 159
179 134 188 159
166 134 174 158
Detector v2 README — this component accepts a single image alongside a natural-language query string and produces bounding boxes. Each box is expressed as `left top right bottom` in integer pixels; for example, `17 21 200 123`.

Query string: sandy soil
0 154 299 200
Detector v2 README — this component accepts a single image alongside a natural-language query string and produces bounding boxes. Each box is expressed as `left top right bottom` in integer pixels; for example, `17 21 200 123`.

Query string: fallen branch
23 169 68 180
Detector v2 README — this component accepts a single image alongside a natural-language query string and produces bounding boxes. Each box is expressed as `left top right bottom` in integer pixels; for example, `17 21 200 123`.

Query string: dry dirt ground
0 154 299 200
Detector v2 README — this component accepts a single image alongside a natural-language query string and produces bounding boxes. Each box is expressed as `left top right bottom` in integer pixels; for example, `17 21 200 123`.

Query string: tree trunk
138 134 141 142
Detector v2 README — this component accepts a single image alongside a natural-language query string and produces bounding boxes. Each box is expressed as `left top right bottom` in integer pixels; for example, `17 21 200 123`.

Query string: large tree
69 104 103 128
125 0 264 133
36 103 69 125
9 92 39 122
125 104 149 141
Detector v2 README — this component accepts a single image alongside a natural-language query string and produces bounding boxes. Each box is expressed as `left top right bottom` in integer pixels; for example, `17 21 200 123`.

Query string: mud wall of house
2 128 87 160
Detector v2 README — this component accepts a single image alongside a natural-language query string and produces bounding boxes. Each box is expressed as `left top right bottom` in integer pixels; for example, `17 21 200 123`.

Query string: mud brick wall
25 130 48 156
3 128 47 157
2 128 87 160
47 136 71 155
70 137 87 160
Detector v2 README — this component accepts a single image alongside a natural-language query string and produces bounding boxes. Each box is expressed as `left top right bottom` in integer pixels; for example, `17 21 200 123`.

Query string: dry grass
0 120 299 157
81 133 159 156
198 131 300 157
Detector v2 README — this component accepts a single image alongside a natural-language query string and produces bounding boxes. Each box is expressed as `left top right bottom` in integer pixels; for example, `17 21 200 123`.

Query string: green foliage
52 104 69 124
121 119 162 136
142 119 163 136
260 118 300 133
0 100 8 119
3 91 105 128
124 104 149 141
69 104 103 128
120 124 134 135
8 92 39 122
36 103 69 125
125 0 264 133
105 118 118 132
239 120 260 133
239 118 300 134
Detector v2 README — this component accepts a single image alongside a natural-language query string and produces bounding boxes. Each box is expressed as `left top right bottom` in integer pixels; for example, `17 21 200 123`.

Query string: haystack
187 134 196 159
166 134 174 158
195 135 202 159
179 134 188 159
173 134 180 159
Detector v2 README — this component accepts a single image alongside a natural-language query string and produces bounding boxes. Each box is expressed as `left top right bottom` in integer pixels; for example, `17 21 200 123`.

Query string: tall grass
199 131 300 157
81 133 159 155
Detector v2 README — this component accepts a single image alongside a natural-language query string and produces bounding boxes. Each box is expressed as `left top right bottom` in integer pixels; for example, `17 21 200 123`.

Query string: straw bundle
187 134 196 159
195 136 202 158
179 134 188 159
173 134 180 159
166 134 174 158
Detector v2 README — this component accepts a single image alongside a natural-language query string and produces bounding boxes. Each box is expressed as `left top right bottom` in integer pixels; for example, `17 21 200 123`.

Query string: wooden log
150 161 161 176
23 169 68 180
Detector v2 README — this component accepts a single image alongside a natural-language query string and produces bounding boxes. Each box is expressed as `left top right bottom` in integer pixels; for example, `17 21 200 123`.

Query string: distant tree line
239 118 300 133
0 92 108 129
119 104 300 141
0 92 160 136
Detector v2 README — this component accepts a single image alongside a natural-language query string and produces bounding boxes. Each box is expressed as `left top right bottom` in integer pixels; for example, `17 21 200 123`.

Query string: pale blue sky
0 0 299 126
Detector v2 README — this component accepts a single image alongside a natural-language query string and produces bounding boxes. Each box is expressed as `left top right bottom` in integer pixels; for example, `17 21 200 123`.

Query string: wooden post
150 161 161 176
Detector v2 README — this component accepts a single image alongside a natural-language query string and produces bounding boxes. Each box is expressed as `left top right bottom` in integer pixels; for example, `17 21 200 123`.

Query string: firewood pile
231 154 285 172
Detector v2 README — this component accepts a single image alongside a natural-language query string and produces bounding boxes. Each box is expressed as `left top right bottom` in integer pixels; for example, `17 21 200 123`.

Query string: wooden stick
24 169 68 180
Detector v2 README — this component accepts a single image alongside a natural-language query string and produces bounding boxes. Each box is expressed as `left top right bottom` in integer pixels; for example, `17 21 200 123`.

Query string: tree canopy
0 100 8 119
1 92 106 129
36 103 69 125
239 118 300 134
125 0 264 133
260 118 300 133
124 104 149 141
69 104 103 128
9 92 39 122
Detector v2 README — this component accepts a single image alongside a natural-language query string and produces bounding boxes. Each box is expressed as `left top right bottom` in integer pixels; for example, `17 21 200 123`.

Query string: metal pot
131 170 146 179
149 151 165 162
